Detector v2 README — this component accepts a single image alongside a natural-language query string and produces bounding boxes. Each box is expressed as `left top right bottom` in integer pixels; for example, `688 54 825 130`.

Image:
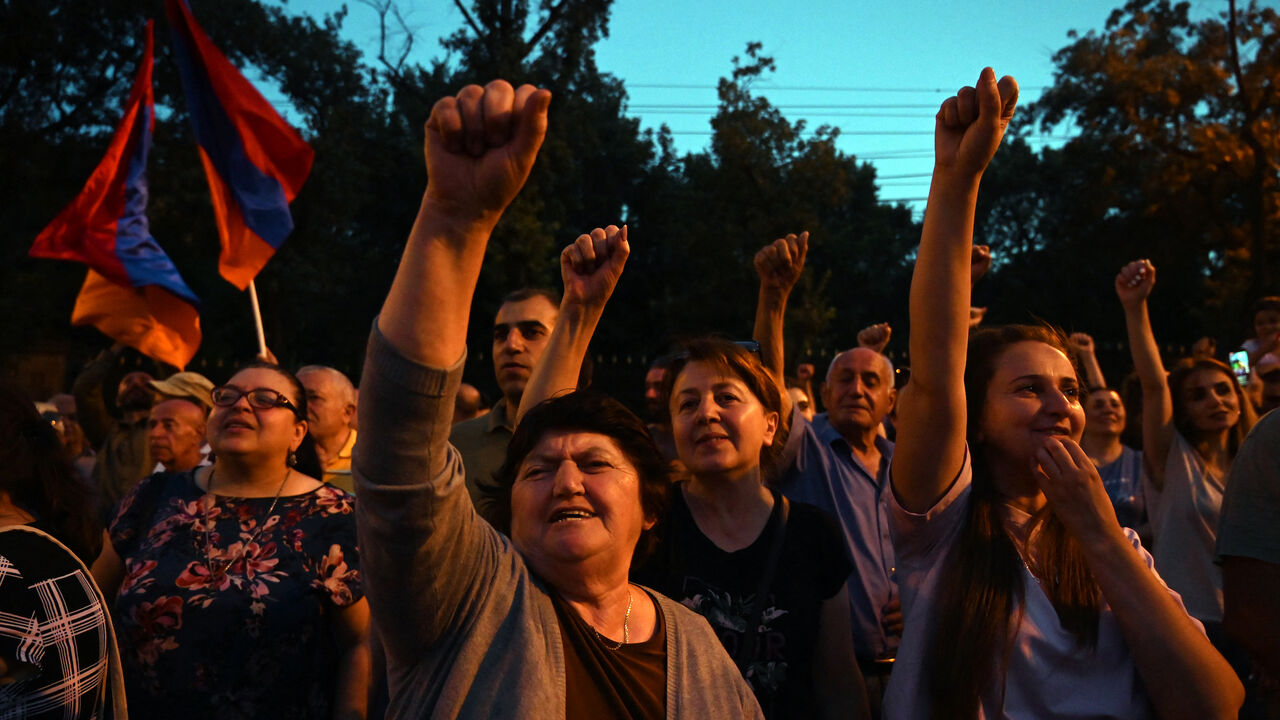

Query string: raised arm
357 80 550 665
753 231 808 420
1069 332 1108 391
892 68 1018 512
1116 260 1175 487
377 81 551 372
515 225 630 422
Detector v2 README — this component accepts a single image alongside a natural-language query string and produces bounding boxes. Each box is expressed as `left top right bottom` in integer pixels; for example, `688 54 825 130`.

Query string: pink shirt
883 449 1200 719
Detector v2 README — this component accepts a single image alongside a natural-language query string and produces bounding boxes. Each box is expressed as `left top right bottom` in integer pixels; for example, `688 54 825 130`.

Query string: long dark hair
1167 357 1256 457
0 383 101 563
926 325 1102 719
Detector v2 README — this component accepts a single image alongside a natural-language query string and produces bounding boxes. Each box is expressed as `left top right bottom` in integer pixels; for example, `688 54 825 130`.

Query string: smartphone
1229 350 1250 386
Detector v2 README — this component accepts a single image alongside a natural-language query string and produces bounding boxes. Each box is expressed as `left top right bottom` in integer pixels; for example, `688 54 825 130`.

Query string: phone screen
1229 350 1250 386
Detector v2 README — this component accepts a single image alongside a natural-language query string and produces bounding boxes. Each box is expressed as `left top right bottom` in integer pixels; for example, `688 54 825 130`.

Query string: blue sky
297 0 1225 216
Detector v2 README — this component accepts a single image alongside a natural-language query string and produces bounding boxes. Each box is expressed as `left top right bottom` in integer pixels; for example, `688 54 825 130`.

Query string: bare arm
1116 260 1175 488
1035 438 1243 719
752 231 808 421
813 585 871 720
1069 332 1108 391
356 80 550 665
892 68 1019 512
515 225 630 422
332 598 372 720
90 529 124 600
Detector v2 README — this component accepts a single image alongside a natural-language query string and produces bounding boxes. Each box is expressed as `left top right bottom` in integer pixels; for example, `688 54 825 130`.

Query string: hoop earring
287 451 298 468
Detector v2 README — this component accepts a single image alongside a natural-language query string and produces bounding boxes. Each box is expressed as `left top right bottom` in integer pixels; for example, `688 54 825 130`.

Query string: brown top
553 588 667 720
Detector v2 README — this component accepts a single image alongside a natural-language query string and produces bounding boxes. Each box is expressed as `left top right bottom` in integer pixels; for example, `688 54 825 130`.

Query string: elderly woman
92 363 368 719
356 80 760 718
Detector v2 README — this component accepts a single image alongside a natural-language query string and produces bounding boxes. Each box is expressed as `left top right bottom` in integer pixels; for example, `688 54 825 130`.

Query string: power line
630 103 943 110
626 83 1049 92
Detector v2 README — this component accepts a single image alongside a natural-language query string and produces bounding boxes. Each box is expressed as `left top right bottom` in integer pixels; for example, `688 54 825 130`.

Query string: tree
977 0 1279 355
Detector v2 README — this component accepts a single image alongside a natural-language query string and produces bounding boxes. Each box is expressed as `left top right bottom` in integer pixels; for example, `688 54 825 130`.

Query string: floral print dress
108 470 362 720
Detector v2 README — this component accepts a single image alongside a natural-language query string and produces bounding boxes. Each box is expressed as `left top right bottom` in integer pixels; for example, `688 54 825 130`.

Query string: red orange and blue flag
29 21 202 370
165 0 313 290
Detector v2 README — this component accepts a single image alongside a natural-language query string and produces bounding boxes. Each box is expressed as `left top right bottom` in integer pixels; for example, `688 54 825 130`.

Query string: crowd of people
2 69 1278 720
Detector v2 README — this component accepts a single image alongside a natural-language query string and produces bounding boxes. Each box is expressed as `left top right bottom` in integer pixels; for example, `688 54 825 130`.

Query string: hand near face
754 231 809 295
934 68 1019 177
1115 259 1156 309
423 80 552 224
561 225 630 309
857 322 892 353
1032 436 1124 545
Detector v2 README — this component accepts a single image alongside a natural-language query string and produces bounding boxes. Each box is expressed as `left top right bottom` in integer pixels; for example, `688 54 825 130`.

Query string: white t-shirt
1151 432 1225 622
883 448 1201 719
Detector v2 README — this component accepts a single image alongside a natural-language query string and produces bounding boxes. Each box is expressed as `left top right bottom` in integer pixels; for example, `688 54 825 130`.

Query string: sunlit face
788 387 815 421
1083 388 1126 436
669 361 778 480
148 398 206 471
510 431 653 576
978 341 1085 466
821 348 896 437
1178 368 1240 436
208 368 307 464
492 296 559 403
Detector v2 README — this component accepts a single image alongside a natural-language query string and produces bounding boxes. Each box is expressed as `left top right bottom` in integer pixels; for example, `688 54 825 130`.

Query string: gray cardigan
355 325 764 719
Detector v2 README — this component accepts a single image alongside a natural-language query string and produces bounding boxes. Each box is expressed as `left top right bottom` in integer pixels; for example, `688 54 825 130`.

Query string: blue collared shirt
778 410 899 662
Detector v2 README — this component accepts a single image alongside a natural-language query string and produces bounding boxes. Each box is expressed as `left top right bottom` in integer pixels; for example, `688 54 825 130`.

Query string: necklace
201 466 291 579
594 587 633 651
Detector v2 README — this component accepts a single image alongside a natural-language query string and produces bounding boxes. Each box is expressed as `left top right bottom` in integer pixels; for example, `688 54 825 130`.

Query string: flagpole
248 279 268 358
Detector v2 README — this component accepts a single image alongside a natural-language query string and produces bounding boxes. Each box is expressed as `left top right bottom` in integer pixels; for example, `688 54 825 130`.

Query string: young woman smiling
1117 258 1256 642
885 67 1241 719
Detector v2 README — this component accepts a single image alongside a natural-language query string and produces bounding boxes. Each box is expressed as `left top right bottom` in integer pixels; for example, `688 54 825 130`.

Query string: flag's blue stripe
169 16 293 249
115 99 202 307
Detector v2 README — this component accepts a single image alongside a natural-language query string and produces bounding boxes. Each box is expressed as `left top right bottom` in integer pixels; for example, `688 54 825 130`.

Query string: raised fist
796 363 815 383
754 232 809 295
1068 332 1095 355
561 225 630 309
935 68 1019 177
423 80 551 224
1115 259 1156 308
857 322 892 353
971 244 992 285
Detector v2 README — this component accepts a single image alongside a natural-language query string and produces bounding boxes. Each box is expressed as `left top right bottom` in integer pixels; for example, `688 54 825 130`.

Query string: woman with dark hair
1117 258 1257 640
886 68 1241 719
91 362 368 719
635 338 865 719
516 223 865 718
356 80 761 719
0 382 120 718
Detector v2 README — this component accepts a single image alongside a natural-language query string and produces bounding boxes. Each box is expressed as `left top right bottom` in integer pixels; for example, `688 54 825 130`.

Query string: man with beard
73 345 157 520
450 288 559 529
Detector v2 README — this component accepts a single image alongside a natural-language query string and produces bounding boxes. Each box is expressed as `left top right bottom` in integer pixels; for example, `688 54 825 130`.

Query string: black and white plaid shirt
0 525 108 720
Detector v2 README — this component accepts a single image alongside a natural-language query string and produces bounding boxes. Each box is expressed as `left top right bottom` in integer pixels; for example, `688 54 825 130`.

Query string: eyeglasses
210 386 300 417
